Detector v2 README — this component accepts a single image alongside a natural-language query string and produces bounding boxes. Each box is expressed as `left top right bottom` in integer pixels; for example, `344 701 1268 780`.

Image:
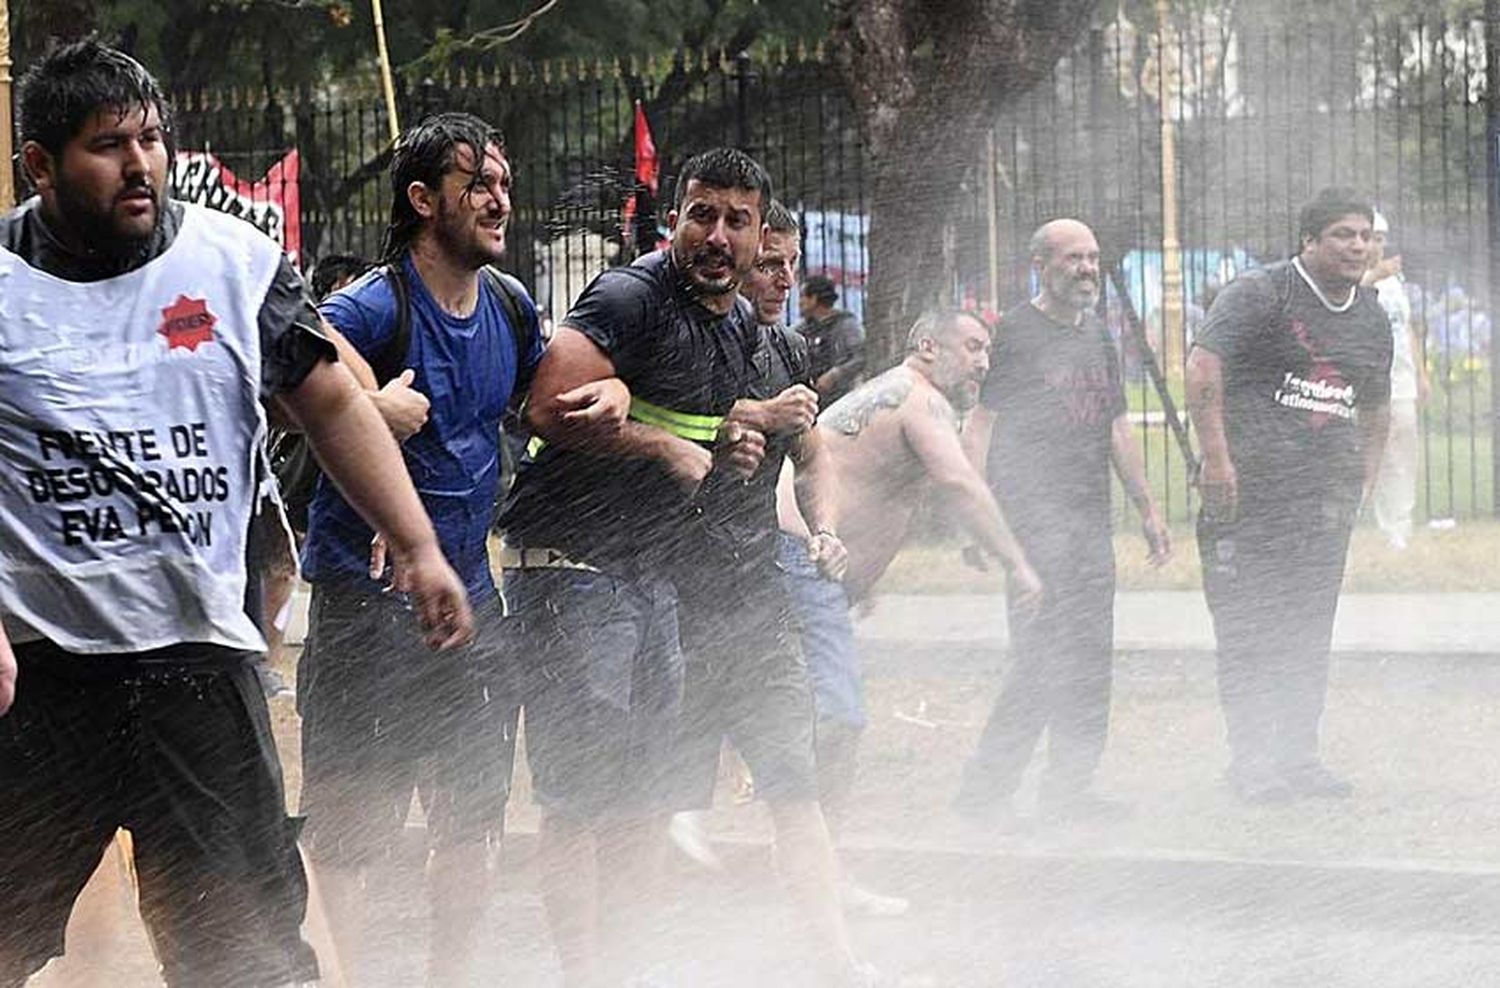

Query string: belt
498 546 600 572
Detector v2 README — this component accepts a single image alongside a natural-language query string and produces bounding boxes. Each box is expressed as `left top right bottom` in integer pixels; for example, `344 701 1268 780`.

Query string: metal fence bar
143 13 1495 523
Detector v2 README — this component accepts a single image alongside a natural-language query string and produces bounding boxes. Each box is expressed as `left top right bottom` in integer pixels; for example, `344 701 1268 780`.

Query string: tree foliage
12 0 829 91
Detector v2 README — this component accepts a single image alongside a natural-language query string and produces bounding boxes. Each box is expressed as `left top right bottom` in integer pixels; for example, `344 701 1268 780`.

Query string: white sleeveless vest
0 203 282 654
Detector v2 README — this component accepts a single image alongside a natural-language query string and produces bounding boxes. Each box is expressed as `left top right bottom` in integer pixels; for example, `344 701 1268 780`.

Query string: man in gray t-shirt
1187 188 1392 804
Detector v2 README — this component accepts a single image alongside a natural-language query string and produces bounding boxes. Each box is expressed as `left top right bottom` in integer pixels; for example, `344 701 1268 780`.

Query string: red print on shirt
1287 318 1348 430
158 296 218 352
1045 365 1114 427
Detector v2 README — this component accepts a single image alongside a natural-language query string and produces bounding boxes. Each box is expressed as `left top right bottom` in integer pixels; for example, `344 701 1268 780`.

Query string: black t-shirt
794 308 866 404
501 250 763 571
981 302 1127 537
694 321 812 575
1195 260 1392 509
0 198 332 395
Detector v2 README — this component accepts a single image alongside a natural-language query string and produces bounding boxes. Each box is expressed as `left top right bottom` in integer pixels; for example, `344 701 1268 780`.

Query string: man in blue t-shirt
296 112 581 987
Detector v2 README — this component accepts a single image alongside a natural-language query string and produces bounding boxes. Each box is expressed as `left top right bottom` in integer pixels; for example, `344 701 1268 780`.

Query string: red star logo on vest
158 295 218 352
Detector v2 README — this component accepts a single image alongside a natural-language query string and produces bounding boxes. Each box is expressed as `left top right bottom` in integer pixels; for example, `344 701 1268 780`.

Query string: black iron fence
151 5 1495 524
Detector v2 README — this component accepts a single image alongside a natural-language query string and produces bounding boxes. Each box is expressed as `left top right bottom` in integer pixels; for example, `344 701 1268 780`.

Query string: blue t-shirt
301 254 544 602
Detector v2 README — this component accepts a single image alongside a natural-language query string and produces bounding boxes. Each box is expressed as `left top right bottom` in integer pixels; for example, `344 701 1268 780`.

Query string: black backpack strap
481 265 539 396
370 262 413 385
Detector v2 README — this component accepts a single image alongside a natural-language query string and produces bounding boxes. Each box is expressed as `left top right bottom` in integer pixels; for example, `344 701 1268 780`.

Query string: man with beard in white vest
0 40 473 987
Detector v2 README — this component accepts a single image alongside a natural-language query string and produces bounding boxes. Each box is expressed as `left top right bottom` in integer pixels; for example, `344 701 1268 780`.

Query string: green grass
1115 368 1495 523
1113 421 1495 526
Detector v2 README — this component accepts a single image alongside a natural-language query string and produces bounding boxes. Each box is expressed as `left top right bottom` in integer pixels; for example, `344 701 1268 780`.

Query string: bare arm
525 327 709 490
788 426 848 580
0 619 14 717
1110 413 1171 565
322 320 437 441
902 390 1039 606
790 428 839 534
1186 345 1236 521
1359 401 1392 503
270 321 430 439
325 323 376 389
730 383 819 437
276 359 471 648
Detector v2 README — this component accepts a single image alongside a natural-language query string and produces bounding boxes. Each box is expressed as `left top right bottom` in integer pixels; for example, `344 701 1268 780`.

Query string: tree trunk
830 0 1099 360
862 104 990 368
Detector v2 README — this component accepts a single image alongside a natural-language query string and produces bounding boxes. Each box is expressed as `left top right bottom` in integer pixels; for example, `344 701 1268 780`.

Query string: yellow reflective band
628 397 723 443
527 435 547 458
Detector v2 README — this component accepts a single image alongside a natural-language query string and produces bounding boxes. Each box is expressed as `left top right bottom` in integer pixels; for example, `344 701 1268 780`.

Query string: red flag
634 100 658 195
623 101 660 245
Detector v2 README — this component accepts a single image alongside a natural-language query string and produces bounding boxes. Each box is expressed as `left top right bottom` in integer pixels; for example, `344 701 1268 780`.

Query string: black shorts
503 567 684 822
669 577 819 810
0 646 318 988
297 583 519 866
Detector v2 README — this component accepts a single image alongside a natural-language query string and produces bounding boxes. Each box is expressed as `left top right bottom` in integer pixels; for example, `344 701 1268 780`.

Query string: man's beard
436 200 505 270
1069 279 1098 309
677 243 740 297
54 179 159 262
947 383 981 412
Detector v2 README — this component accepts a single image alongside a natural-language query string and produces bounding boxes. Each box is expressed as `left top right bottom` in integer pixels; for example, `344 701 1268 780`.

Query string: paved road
29 639 1500 987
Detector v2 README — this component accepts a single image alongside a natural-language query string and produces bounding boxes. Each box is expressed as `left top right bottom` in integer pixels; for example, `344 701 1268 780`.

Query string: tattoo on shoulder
927 394 959 430
824 368 915 437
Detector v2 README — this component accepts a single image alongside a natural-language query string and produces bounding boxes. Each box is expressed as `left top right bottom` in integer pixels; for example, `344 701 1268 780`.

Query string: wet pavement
30 590 1500 987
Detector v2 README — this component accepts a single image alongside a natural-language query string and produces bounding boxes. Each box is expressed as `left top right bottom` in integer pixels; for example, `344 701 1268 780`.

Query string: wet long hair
17 38 174 158
380 112 506 263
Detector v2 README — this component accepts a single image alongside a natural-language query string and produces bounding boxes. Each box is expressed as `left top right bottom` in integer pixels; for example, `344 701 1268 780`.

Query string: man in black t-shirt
1187 188 1392 803
956 218 1170 826
794 275 867 405
502 153 866 986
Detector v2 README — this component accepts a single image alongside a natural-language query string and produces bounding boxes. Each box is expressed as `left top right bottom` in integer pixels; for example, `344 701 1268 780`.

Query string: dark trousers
1198 497 1355 776
960 530 1116 804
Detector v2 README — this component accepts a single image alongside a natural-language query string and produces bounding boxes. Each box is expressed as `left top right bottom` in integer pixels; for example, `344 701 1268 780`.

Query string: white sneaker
840 880 909 918
667 811 723 871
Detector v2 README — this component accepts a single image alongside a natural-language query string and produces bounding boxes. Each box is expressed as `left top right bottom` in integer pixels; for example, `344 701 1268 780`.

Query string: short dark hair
801 275 838 307
1298 187 1374 243
764 199 800 236
310 253 372 301
381 112 506 262
672 147 772 215
17 38 173 157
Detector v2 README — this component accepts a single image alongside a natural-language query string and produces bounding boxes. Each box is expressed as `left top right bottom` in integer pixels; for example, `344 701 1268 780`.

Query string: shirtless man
776 309 1043 873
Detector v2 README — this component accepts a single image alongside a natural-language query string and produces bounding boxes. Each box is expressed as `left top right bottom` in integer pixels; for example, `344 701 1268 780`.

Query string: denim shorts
667 554 819 810
777 533 865 729
504 567 684 821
